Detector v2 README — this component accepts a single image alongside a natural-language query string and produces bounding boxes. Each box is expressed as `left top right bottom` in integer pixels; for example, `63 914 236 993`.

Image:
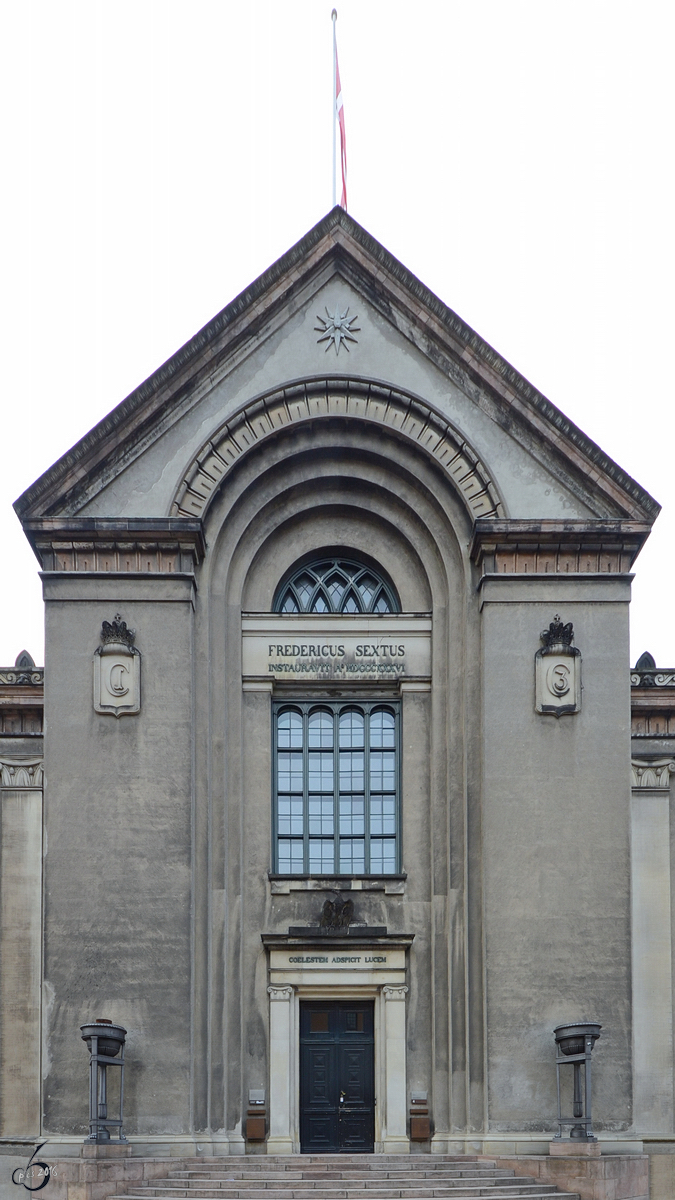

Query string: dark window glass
274 559 399 614
273 702 399 875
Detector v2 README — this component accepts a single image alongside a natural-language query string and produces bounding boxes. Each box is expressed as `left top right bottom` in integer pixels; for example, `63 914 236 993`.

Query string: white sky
1 1 674 667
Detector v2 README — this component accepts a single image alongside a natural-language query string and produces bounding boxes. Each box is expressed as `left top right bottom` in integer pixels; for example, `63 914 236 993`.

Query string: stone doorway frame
264 934 413 1155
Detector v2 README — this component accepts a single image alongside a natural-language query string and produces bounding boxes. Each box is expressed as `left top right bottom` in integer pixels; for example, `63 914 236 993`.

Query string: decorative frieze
0 654 44 737
632 709 675 738
0 709 42 737
171 381 504 523
21 519 205 576
0 759 43 788
631 671 675 688
631 659 675 736
471 519 651 578
0 668 43 688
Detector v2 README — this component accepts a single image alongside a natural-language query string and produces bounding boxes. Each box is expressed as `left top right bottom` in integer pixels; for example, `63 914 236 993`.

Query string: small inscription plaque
242 616 431 683
287 954 388 964
270 947 405 972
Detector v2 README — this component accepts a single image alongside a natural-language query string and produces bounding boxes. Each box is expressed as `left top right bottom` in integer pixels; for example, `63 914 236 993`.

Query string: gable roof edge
14 207 660 526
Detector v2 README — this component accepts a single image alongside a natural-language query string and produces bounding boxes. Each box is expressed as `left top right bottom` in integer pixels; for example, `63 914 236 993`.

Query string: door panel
300 1001 374 1152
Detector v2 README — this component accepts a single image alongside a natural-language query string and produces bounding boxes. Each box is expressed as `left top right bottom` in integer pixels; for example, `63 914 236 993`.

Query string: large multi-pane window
274 702 399 875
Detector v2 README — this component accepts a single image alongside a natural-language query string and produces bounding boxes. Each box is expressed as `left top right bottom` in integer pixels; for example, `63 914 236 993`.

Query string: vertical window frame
273 700 400 876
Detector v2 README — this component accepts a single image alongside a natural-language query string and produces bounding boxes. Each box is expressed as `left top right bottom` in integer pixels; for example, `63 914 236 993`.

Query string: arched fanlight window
274 559 399 614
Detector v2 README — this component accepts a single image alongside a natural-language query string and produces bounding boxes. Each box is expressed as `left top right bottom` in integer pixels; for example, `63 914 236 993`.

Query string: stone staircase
110 1155 580 1200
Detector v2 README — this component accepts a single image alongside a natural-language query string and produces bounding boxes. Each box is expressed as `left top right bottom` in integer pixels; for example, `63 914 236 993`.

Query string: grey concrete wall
481 576 633 1132
41 576 195 1135
23 366 646 1147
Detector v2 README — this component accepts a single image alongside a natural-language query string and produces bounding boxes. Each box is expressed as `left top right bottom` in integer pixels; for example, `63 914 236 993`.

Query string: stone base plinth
479 1153 648 1200
549 1139 600 1156
45 1156 176 1200
81 1144 132 1158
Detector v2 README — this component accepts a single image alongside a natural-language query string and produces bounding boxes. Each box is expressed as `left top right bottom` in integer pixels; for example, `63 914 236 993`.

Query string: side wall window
274 701 399 875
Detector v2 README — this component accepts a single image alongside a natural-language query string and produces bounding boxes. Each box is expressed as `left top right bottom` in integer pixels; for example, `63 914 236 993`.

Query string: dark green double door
300 1001 374 1152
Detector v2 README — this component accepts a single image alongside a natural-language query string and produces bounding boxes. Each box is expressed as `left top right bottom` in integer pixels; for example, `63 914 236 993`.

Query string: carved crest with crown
93 614 141 718
535 615 582 717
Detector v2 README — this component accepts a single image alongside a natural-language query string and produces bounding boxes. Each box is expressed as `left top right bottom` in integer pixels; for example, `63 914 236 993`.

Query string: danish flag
335 39 347 209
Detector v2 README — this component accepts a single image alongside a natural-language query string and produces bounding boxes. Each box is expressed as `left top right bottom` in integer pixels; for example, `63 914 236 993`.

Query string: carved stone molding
0 669 43 687
267 985 294 1001
0 759 44 788
631 671 675 689
631 759 675 790
0 709 43 737
22 519 205 576
471 519 651 577
171 380 504 524
382 985 408 1000
632 711 675 738
0 661 44 736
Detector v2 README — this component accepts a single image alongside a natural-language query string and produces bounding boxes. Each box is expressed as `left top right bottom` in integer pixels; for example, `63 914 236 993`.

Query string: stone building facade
1 209 673 1167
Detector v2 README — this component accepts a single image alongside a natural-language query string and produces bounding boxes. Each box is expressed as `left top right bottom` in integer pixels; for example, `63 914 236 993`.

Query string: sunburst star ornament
315 306 360 354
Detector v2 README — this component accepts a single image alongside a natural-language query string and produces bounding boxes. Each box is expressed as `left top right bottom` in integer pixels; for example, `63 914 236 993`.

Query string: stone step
107 1155 579 1200
132 1178 525 1193
112 1193 579 1200
169 1170 507 1180
174 1160 487 1169
112 1190 573 1200
162 1176 512 1185
165 1177 506 1184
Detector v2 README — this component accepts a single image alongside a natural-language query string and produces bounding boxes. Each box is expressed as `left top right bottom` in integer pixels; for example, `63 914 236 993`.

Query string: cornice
470 518 651 577
21 517 205 574
261 932 415 948
14 209 659 528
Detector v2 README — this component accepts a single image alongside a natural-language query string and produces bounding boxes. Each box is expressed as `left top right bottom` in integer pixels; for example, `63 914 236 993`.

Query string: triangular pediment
15 208 659 530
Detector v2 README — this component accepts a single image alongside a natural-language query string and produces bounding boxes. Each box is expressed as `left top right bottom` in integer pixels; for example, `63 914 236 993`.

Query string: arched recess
188 422 485 1140
170 377 506 524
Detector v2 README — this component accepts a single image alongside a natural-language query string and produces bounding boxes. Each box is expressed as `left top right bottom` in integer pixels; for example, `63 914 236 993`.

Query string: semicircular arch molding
170 378 506 523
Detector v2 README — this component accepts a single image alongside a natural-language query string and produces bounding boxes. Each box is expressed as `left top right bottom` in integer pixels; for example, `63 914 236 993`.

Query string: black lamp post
80 1019 127 1143
553 1022 602 1142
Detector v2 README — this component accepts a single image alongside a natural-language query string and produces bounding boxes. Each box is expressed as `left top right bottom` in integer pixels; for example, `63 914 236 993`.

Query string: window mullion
395 705 400 874
364 702 371 875
273 709 278 870
334 706 339 874
303 703 309 875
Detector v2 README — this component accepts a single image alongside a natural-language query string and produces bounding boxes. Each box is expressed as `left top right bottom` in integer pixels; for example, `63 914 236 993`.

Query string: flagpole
332 9 337 209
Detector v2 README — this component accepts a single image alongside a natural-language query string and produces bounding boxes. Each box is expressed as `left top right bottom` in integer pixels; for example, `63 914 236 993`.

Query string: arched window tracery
274 559 399 615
